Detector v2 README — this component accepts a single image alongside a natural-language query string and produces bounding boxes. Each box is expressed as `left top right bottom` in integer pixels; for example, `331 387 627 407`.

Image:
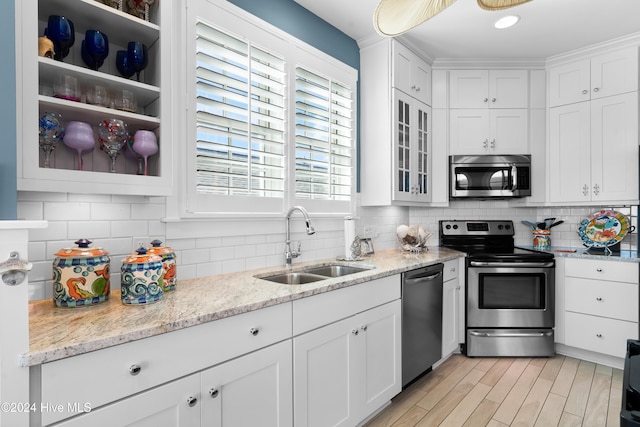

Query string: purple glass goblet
132 130 158 176
63 121 95 171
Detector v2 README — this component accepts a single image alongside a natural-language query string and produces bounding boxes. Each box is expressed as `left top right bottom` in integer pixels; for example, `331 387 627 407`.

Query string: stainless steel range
440 220 556 357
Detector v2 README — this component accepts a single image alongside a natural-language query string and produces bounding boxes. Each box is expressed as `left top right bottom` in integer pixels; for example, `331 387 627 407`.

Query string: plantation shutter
195 22 286 198
295 67 353 201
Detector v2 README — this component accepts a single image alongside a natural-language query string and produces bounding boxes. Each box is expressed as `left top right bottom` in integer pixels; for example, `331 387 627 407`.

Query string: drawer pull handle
361 325 368 332
129 364 142 376
596 268 603 272
187 396 198 407
352 329 359 335
250 327 260 336
596 297 602 301
596 333 603 338
209 388 219 398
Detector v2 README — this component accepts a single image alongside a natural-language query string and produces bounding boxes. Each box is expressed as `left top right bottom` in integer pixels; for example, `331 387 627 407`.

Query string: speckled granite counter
518 245 640 263
23 247 463 367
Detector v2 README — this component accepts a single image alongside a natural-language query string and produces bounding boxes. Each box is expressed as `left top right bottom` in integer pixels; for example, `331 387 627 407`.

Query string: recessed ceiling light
494 15 520 29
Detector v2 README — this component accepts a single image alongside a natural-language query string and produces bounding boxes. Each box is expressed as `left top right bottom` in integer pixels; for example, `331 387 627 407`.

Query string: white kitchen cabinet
40 303 292 425
52 374 202 427
442 259 461 358
394 90 432 203
548 46 639 107
293 300 401 427
393 41 431 106
562 258 639 359
200 340 293 427
449 70 528 109
361 40 438 207
16 0 175 195
449 108 528 155
548 91 638 204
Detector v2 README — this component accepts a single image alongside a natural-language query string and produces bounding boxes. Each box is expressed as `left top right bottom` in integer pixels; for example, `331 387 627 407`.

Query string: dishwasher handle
404 271 442 285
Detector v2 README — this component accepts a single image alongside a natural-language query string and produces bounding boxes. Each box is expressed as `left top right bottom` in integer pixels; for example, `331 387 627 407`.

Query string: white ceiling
293 0 640 61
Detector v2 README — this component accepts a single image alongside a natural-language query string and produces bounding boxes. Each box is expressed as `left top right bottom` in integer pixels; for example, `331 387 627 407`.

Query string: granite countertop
23 247 463 367
518 245 640 262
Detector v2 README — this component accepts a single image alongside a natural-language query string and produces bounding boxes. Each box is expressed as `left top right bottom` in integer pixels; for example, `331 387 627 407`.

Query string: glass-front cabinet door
393 90 431 203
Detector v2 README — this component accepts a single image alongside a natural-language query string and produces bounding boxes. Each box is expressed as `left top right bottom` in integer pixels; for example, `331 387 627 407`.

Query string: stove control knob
453 225 458 229
445 225 451 229
505 224 511 230
498 225 503 230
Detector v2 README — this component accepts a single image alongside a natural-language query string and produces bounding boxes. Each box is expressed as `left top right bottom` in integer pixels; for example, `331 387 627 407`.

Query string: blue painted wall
1 0 17 219
227 0 362 191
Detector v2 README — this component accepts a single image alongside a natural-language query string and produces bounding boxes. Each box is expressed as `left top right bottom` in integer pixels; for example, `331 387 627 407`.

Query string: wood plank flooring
364 354 623 427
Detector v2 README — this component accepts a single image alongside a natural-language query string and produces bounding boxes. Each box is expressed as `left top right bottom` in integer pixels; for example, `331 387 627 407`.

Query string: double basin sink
256 264 373 285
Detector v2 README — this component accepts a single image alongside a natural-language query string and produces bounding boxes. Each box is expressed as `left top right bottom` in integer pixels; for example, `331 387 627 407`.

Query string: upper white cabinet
548 90 639 204
549 47 639 107
360 39 436 206
449 108 528 155
393 42 431 106
16 0 174 195
449 70 528 109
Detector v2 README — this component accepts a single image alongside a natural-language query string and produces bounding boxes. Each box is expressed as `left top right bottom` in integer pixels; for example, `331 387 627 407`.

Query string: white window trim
167 0 358 220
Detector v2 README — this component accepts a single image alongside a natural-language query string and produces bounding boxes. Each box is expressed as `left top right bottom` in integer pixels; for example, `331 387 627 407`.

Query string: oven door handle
469 261 555 268
469 330 553 338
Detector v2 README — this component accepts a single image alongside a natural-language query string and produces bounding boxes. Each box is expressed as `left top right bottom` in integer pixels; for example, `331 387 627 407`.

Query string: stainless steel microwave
450 154 531 199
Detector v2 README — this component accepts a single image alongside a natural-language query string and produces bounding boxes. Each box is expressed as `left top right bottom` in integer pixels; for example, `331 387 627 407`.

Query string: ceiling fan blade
477 0 533 11
373 0 457 36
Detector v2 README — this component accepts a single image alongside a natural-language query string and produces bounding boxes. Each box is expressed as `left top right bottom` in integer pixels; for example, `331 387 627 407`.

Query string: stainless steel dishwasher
401 263 443 387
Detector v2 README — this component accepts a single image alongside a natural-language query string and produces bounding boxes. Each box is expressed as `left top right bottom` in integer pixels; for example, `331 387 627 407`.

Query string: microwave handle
511 164 517 191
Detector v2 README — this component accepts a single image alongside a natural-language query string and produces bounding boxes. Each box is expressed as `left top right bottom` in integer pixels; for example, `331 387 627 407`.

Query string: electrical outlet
363 226 376 238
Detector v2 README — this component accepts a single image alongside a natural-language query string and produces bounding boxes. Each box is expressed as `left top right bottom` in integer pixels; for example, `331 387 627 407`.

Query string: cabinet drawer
443 259 460 282
565 258 639 283
41 302 292 425
565 277 638 322
293 275 400 335
565 311 638 358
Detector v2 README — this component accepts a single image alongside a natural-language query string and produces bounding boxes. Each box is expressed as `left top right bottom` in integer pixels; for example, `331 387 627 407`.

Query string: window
184 0 357 216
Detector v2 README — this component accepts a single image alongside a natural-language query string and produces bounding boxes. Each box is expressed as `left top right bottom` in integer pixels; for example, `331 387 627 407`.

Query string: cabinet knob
596 297 603 301
129 364 142 376
415 87 421 92
596 268 603 273
411 85 416 90
249 327 260 336
596 333 603 338
593 87 600 92
352 329 359 335
483 139 488 149
187 396 198 407
360 325 368 332
491 98 496 103
582 89 588 94
490 139 495 148
209 388 219 398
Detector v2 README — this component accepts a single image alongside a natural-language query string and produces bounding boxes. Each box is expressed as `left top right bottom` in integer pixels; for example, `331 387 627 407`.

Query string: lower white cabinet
562 258 639 359
51 341 292 427
442 259 461 358
200 340 293 427
293 300 401 427
52 374 202 427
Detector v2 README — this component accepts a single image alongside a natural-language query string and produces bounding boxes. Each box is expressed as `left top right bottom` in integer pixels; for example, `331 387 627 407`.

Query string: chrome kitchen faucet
285 206 315 267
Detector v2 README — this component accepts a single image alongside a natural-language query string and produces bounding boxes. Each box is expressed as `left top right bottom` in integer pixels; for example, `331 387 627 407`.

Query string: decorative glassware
127 41 148 82
53 74 80 102
38 112 64 168
44 15 75 61
125 0 156 21
132 130 158 176
98 118 127 173
86 84 110 107
115 50 135 79
63 121 95 171
113 89 137 112
97 0 123 11
124 132 144 174
81 30 109 71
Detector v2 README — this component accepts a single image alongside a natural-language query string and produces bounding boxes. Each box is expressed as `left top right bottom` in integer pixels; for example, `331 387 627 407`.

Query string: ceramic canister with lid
52 239 110 307
120 247 164 305
147 239 176 292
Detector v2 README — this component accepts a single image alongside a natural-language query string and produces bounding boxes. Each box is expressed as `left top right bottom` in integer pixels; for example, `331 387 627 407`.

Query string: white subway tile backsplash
30 221 68 242
181 248 210 265
28 241 47 262
179 264 197 280
18 192 67 202
44 202 91 221
17 202 43 220
196 262 222 278
131 203 165 220
91 203 131 221
222 258 246 274
68 221 111 240
111 221 149 238
67 194 112 203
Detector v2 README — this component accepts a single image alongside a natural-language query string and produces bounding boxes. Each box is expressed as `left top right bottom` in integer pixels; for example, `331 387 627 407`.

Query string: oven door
467 260 555 329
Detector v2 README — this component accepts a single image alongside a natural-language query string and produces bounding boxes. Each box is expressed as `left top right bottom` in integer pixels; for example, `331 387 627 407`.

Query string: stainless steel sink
258 272 326 285
304 265 371 277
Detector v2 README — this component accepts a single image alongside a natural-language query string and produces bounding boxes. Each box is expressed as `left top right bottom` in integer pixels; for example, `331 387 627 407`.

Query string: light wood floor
364 354 623 427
